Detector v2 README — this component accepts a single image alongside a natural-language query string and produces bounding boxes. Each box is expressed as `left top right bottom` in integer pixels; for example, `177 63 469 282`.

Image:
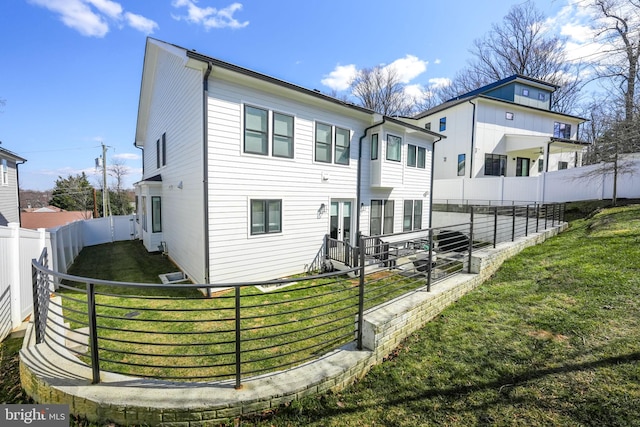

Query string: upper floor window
439 117 447 132
273 112 294 158
156 138 161 169
457 154 466 176
251 199 282 235
1 159 7 186
505 112 514 120
407 145 426 168
558 161 568 170
371 133 379 160
522 88 530 97
315 122 332 163
484 153 507 176
386 134 402 162
538 93 546 101
161 133 167 166
425 122 431 131
553 122 572 139
314 122 350 165
244 105 269 155
335 127 350 165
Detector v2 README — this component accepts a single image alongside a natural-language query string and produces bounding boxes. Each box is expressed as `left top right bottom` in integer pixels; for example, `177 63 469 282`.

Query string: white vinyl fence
434 158 640 204
0 215 135 341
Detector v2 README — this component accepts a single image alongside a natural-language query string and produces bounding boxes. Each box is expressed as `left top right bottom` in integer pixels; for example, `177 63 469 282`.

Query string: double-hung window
386 134 402 162
334 127 350 165
315 122 332 163
371 133 379 160
403 200 423 231
151 196 162 233
407 145 426 168
273 112 294 158
244 106 269 155
251 199 282 235
0 159 7 186
370 200 394 235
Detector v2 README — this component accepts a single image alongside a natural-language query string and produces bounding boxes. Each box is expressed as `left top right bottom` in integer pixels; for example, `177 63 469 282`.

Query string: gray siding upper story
0 148 26 226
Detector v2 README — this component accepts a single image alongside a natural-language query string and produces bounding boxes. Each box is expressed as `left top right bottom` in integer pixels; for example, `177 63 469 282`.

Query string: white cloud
428 77 451 89
321 55 428 92
125 12 158 34
403 84 427 103
385 55 428 83
321 64 358 91
113 152 141 161
172 0 249 30
434 59 441 65
28 0 158 37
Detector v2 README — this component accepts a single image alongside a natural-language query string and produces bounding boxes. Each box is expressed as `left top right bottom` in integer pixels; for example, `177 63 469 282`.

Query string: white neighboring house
414 75 588 185
134 38 444 284
0 146 26 227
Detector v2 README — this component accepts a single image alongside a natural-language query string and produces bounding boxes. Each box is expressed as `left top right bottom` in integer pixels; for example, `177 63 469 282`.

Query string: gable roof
136 38 445 144
0 146 26 162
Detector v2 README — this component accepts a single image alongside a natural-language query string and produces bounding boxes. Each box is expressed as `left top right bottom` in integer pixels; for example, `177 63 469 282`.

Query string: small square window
522 89 530 97
538 93 546 101
505 112 514 120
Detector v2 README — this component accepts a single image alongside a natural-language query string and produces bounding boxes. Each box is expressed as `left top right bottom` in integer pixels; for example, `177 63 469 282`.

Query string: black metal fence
30 203 565 387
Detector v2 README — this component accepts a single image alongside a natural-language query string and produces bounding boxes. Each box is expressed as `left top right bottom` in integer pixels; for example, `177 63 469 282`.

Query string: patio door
330 200 353 244
516 157 530 176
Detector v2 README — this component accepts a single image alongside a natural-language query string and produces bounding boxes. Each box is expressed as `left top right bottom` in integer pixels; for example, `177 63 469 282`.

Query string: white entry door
330 200 353 244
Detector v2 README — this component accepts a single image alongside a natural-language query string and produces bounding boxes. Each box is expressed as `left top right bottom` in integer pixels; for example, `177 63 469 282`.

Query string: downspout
15 158 26 227
133 142 144 176
468 100 476 179
545 141 552 172
428 136 443 228
357 118 386 237
202 62 213 284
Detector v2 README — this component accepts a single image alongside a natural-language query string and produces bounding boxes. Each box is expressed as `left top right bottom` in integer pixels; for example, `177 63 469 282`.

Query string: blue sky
0 0 597 191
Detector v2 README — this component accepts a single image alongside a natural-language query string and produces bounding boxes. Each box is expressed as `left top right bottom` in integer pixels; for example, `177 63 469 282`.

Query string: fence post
511 205 516 242
357 233 365 350
536 204 540 233
427 228 434 292
544 205 548 229
493 206 498 248
87 282 101 384
468 209 474 274
324 234 329 261
234 285 242 389
552 204 557 226
525 205 530 236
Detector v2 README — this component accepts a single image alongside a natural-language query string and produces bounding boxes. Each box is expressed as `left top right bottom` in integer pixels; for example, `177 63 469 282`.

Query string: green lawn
4 205 639 426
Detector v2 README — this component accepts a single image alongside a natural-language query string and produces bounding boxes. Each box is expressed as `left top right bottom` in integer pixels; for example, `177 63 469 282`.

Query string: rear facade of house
134 38 442 284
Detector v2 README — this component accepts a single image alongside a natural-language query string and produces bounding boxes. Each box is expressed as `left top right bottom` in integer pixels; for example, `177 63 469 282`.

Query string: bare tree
444 1 583 113
590 0 640 122
108 158 133 215
349 66 418 116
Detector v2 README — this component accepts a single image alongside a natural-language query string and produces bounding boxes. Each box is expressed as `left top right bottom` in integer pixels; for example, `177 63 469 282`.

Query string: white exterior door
330 200 353 244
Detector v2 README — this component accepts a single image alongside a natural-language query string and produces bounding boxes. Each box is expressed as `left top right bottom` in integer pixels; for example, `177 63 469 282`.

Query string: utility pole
98 142 111 218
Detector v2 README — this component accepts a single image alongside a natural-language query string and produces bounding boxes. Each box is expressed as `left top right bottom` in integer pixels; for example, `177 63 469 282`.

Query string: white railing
434 159 640 204
0 215 135 341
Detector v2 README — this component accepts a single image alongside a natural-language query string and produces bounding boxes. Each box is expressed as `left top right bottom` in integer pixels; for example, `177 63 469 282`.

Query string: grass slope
246 205 640 426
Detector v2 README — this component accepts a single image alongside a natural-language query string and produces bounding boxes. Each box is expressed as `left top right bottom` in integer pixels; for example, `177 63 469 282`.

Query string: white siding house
0 146 26 227
134 38 443 284
414 76 588 197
